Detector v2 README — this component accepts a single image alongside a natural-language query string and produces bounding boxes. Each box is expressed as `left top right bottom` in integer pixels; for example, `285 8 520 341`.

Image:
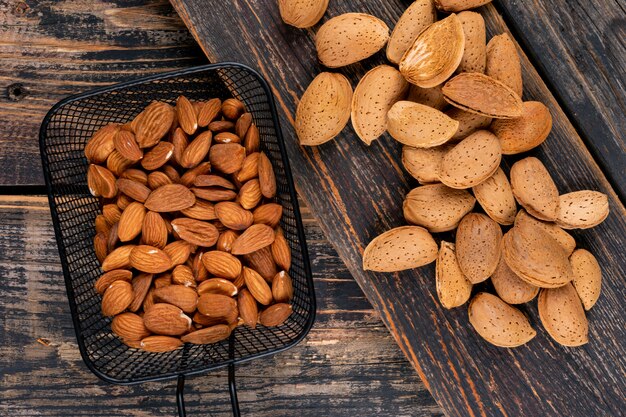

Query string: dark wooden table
1 0 624 416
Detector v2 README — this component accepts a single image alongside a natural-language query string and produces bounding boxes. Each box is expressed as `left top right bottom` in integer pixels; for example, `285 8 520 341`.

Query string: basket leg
176 374 186 417
228 363 241 417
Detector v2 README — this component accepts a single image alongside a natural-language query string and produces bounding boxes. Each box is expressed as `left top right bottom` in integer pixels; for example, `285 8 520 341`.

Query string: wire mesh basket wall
39 63 316 385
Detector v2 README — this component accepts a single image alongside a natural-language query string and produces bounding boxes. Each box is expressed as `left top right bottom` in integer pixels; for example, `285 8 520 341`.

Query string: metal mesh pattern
39 64 315 384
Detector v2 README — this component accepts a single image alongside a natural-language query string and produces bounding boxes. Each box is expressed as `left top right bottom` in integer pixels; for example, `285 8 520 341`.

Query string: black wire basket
39 63 316 416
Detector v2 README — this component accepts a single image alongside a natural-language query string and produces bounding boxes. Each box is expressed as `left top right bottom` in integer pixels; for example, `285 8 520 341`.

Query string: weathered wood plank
168 1 626 416
497 0 626 199
0 196 442 417
0 0 207 186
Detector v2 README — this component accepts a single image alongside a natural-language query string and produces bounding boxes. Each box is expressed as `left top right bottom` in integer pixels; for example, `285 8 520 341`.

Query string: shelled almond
283 0 609 349
86 96 295 352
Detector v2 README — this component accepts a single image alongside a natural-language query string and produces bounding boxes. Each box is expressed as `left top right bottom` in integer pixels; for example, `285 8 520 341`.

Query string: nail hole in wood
7 83 28 101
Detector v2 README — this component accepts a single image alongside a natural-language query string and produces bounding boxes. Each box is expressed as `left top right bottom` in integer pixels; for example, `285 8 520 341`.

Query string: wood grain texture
0 0 207 186
497 0 626 200
169 1 626 416
0 195 442 417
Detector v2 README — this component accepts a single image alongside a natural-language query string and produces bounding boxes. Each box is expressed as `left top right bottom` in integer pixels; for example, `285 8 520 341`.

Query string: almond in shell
510 157 559 221
436 242 472 309
145 184 196 212
455 213 502 283
407 84 447 111
278 0 328 28
457 11 486 73
468 292 536 347
491 255 538 304
538 283 588 346
386 0 436 64
556 190 609 230
486 33 523 97
403 184 476 232
315 13 389 68
154 285 198 314
351 65 409 145
181 324 231 344
446 107 491 141
259 303 292 327
434 0 493 12
491 101 552 154
472 167 517 225
171 218 219 247
399 14 465 88
514 209 576 255
296 72 352 146
387 101 459 148
231 224 276 255
401 145 451 184
363 226 438 272
502 222 574 288
202 250 242 279
111 312 150 341
570 249 602 310
101 280 134 317
143 303 191 336
439 130 502 189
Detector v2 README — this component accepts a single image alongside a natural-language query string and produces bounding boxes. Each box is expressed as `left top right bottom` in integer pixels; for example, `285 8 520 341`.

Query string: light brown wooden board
0 196 442 417
169 1 626 416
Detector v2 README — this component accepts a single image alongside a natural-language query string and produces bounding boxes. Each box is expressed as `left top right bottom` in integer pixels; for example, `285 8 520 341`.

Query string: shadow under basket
39 63 316 416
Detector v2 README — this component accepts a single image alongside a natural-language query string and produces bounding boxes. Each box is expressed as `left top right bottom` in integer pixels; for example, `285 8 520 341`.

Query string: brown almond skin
468 292 536 347
171 218 219 247
140 335 182 352
117 178 151 203
111 312 150 341
153 285 198 314
87 164 117 199
202 251 242 279
271 229 291 271
129 245 173 274
209 144 246 174
272 271 294 303
538 283 589 347
259 303 292 327
238 289 258 329
215 202 254 230
143 303 191 336
129 273 153 312
197 293 237 318
141 141 174 171
181 325 231 344
231 224 276 255
118 202 146 242
85 124 118 163
243 267 273 305
253 203 283 228
455 213 502 283
243 247 278 281
101 280 134 317
102 245 135 272
94 232 109 263
145 184 196 213
95 269 132 295
197 278 238 297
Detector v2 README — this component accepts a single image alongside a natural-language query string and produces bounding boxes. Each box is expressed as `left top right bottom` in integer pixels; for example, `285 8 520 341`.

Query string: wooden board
0 195 442 417
497 0 626 199
168 1 626 416
0 0 207 186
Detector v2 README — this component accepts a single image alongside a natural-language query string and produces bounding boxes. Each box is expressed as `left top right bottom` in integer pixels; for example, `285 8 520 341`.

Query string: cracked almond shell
439 130 501 189
436 242 472 309
468 292 536 348
442 72 523 118
538 283 589 347
455 213 502 283
296 72 352 146
387 101 459 147
278 0 328 28
386 0 436 64
401 144 451 184
491 101 552 154
403 184 475 232
446 107 491 141
435 0 493 12
315 13 389 68
514 209 576 256
491 255 538 304
363 226 438 272
510 157 559 221
502 222 574 288
570 249 602 310
457 11 486 73
472 167 517 225
399 14 465 88
486 33 523 97
351 65 409 145
556 190 609 230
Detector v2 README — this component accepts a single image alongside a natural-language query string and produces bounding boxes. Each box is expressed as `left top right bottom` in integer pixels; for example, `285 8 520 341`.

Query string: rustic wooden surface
497 0 626 200
169 1 626 416
0 0 207 186
0 195 442 417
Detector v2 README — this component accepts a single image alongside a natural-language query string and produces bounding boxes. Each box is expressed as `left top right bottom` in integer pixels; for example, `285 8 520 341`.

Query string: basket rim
38 62 316 385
